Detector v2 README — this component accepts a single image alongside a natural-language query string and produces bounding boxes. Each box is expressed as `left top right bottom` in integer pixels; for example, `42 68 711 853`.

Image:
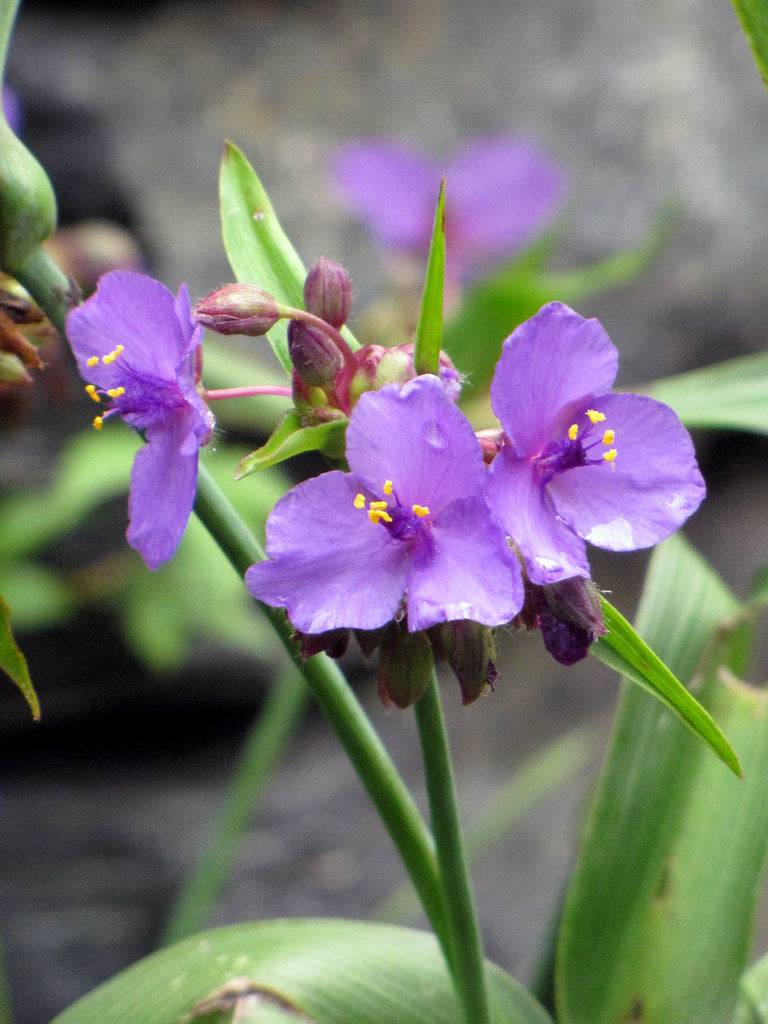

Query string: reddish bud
194 284 282 336
303 257 352 330
430 621 498 705
288 319 344 387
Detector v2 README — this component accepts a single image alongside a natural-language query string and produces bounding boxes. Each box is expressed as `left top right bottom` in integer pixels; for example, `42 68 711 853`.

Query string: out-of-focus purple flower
332 136 565 281
247 375 522 635
66 271 214 570
3 86 21 134
484 302 705 585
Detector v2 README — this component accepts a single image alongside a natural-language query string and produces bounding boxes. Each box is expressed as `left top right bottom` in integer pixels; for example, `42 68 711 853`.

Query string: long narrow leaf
732 0 768 88
0 594 40 719
414 179 446 376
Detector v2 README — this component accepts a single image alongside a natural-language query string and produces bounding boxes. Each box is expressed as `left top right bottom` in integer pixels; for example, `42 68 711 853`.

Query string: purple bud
537 607 593 666
377 623 433 709
294 628 350 659
537 578 606 666
288 319 344 387
194 284 282 336
303 257 352 330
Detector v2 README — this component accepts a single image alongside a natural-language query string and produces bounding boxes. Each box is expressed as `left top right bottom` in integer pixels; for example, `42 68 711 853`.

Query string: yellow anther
92 415 104 430
568 423 579 441
84 384 101 403
586 409 606 424
369 500 389 510
106 387 126 399
86 355 100 367
114 344 124 354
353 493 366 510
603 448 618 463
383 479 393 495
602 429 615 446
103 352 117 364
368 508 393 525
412 504 430 518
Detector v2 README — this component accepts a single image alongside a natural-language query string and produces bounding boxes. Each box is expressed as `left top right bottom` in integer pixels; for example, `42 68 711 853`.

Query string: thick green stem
193 465 452 964
0 0 20 84
415 673 490 1024
161 669 308 946
12 247 70 334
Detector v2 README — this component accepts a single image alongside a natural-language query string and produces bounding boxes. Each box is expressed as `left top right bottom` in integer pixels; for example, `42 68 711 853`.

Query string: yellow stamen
92 415 104 430
383 479 393 495
103 352 117 364
412 504 430 518
353 493 366 510
369 500 389 510
86 355 100 367
568 423 578 441
85 384 101 403
106 387 126 399
114 344 124 354
586 409 606 424
603 448 617 463
368 508 393 525
602 429 615 446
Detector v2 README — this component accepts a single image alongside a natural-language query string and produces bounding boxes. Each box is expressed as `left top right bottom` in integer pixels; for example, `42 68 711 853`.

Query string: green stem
193 465 452 965
0 0 20 84
414 673 490 1024
161 669 308 946
12 247 70 334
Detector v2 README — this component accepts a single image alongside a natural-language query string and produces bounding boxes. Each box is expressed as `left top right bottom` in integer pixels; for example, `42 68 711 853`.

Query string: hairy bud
288 319 344 387
303 257 352 330
194 284 282 336
538 577 605 666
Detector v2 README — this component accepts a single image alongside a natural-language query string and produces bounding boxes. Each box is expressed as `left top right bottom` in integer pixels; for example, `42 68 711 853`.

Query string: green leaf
732 0 768 88
51 919 552 1024
592 596 741 775
646 350 768 435
414 179 446 376
737 945 768 1022
234 413 347 479
0 594 40 719
445 210 671 398
556 535 755 1024
219 143 359 375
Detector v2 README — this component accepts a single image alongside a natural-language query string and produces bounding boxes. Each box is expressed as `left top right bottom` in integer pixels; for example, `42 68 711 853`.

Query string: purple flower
3 86 21 134
332 136 565 281
247 375 522 634
484 302 706 585
66 271 214 570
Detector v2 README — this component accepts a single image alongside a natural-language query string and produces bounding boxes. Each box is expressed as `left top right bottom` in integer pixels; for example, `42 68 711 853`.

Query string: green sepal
0 593 40 719
413 179 446 376
234 412 347 479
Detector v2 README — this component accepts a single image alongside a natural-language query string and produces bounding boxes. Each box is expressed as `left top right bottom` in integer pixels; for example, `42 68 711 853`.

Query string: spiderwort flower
246 375 523 634
484 302 706 585
333 136 565 281
66 271 214 570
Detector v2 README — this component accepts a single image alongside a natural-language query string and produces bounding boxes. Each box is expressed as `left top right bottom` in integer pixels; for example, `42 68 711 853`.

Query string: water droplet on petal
423 419 445 449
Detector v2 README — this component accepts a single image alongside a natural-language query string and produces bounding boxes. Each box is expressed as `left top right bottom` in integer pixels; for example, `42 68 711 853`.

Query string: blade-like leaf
0 594 40 719
556 535 755 1024
646 350 768 435
234 414 347 479
732 0 768 88
592 596 741 774
414 179 446 376
51 919 553 1024
220 143 359 375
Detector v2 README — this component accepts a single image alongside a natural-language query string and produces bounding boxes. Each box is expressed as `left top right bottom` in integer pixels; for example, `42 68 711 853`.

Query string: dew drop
423 419 445 449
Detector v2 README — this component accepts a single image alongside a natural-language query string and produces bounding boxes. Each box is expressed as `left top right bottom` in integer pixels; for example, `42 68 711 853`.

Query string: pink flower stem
202 385 293 401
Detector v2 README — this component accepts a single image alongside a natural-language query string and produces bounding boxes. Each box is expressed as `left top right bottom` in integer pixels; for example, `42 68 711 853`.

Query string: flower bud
288 319 344 387
0 119 57 273
194 284 282 336
348 343 462 407
377 622 433 709
538 578 606 666
294 628 349 659
430 621 498 705
303 257 352 330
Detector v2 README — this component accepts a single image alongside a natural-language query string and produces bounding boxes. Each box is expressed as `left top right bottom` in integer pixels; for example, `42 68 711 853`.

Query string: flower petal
447 136 566 275
332 140 438 250
490 302 619 457
406 496 523 631
484 447 590 584
547 392 706 551
246 471 408 633
66 271 196 387
126 409 200 570
346 375 484 513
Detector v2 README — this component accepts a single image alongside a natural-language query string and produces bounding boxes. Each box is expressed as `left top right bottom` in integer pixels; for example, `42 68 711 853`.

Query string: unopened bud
348 342 462 407
295 628 349 659
0 118 57 274
288 319 344 387
304 257 352 330
194 284 282 336
377 622 433 709
538 577 606 666
430 621 498 705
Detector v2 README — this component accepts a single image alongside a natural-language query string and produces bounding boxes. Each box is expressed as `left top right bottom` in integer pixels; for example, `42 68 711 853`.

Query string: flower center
84 344 184 430
535 408 617 483
353 478 431 540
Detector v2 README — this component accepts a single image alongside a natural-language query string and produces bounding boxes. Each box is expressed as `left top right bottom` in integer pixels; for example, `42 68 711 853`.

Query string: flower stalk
202 384 292 401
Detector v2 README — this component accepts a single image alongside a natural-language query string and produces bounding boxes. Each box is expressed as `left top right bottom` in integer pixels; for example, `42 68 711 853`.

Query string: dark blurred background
2 1 768 1021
